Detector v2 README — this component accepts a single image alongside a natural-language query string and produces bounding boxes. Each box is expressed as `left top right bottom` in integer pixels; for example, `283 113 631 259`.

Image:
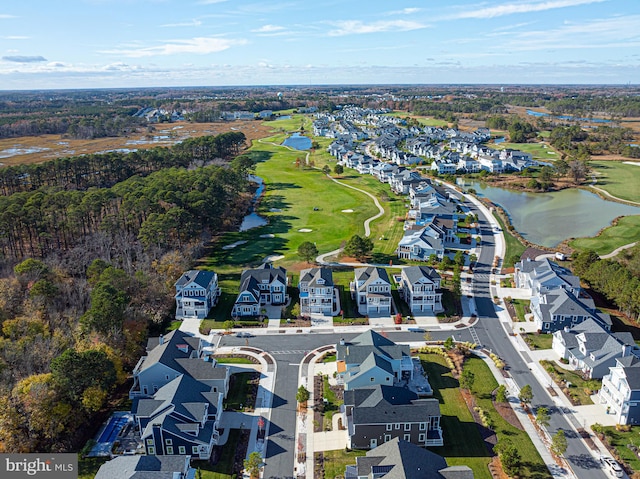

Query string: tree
50 349 117 403
459 369 475 390
495 384 508 403
343 235 373 261
535 406 550 428
551 429 568 456
322 165 331 175
334 164 344 175
244 451 263 479
443 336 454 351
223 320 235 332
298 241 319 263
296 385 310 403
495 440 521 476
518 384 533 407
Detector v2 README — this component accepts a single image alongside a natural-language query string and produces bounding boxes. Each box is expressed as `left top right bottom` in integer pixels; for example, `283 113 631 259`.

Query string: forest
0 132 255 453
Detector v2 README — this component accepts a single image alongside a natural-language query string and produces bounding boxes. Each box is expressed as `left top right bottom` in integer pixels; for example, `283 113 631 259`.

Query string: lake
282 132 312 150
459 180 640 247
526 109 612 124
239 175 268 232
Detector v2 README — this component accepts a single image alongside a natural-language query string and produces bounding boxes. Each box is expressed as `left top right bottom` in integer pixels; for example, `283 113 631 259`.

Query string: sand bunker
624 161 640 166
269 208 282 212
298 228 313 232
260 233 275 238
341 209 354 213
263 254 285 263
222 240 247 250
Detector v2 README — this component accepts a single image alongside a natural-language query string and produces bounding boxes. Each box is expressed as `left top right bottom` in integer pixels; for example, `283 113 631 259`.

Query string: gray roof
555 317 608 349
402 266 441 286
345 385 441 425
624 366 640 390
139 329 201 374
175 269 216 289
175 358 229 382
95 455 189 479
354 267 391 289
337 330 410 364
350 438 473 479
299 267 334 288
240 263 287 286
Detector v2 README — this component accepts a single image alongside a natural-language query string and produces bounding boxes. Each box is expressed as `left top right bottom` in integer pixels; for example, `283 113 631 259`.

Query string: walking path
599 241 637 259
589 174 640 206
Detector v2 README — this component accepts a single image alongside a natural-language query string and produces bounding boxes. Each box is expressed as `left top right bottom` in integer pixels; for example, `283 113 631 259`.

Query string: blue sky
0 0 638 89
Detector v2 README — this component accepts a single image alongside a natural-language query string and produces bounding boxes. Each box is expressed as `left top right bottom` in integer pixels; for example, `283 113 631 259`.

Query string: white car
601 456 624 478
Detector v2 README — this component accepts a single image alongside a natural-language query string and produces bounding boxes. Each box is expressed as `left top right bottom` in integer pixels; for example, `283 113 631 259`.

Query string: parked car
236 331 252 338
600 456 623 478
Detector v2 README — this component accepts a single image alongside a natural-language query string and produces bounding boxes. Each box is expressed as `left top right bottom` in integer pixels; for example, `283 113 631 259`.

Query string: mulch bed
283 318 312 327
521 246 551 261
493 400 524 431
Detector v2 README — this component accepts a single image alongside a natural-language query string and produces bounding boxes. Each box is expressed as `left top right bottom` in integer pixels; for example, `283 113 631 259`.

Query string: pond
282 132 312 150
459 179 640 247
239 175 268 232
526 109 612 123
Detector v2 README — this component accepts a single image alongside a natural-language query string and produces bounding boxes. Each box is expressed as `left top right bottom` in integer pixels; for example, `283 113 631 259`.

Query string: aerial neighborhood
81 103 640 479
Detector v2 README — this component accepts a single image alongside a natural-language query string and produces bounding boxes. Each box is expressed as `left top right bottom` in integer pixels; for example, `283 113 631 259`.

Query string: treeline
0 131 246 195
549 124 639 159
572 248 640 320
485 116 538 142
546 96 640 118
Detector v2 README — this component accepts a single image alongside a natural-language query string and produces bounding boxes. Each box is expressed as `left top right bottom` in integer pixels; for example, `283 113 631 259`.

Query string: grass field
522 332 553 350
192 429 241 479
419 353 492 479
540 360 600 406
591 160 640 203
492 211 526 267
494 141 559 160
570 214 640 254
512 299 531 322
78 457 108 479
597 426 640 473
322 449 367 479
464 357 549 479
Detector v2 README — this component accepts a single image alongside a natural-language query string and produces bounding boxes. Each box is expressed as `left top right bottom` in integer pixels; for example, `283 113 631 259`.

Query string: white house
599 356 640 425
298 267 335 315
174 270 220 319
351 267 392 316
399 266 443 314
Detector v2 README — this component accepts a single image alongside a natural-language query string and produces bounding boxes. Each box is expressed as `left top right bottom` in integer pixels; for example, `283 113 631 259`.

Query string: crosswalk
269 350 308 355
468 326 481 346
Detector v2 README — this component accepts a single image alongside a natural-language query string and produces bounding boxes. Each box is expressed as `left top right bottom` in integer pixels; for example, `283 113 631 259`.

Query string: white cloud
2 55 47 63
390 7 422 15
445 0 607 20
197 0 228 4
252 24 285 33
328 20 427 36
3 35 29 40
101 36 247 58
161 19 202 28
0 14 16 19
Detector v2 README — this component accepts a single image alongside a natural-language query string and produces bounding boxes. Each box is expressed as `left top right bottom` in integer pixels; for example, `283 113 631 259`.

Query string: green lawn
597 426 640 472
522 332 553 350
322 375 342 430
225 372 256 410
494 141 559 160
492 211 526 267
419 354 492 479
591 160 640 203
323 449 367 479
512 299 531 322
540 360 600 406
570 214 640 255
214 356 255 364
192 429 242 479
464 357 549 479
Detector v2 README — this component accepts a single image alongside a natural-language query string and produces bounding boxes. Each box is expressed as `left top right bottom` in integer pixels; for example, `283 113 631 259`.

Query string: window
419 422 426 430
179 446 186 455
419 433 426 442
192 446 199 455
165 439 172 445
404 423 411 431
370 377 375 382
386 424 392 431
146 439 154 445
148 447 155 455
166 446 173 455
394 423 400 430
384 434 391 442
404 434 411 441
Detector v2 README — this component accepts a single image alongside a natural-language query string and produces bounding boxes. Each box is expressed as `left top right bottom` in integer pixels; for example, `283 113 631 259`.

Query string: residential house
174 270 221 320
531 288 611 333
345 438 473 479
231 264 288 317
336 330 414 390
430 159 457 175
95 455 194 479
514 258 581 296
552 318 639 378
599 356 640 425
396 228 445 262
130 329 230 399
133 374 224 460
298 267 335 315
343 386 443 449
351 267 392 316
398 266 443 314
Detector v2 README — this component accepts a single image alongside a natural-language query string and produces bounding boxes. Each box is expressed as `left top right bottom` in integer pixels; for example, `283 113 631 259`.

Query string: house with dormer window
174 270 220 319
351 267 392 316
599 356 640 425
298 267 335 315
231 263 288 317
398 266 443 314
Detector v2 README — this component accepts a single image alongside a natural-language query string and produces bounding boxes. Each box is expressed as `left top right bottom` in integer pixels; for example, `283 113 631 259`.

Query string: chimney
339 338 345 346
159 334 164 345
563 326 570 333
